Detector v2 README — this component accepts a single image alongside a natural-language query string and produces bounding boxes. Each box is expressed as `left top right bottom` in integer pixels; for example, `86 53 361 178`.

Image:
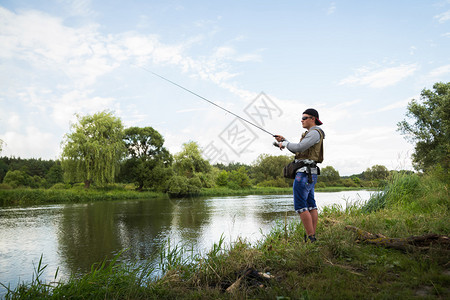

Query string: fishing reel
273 141 286 149
273 135 285 148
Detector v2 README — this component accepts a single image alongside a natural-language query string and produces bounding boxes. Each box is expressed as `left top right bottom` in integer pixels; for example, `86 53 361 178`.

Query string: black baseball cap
303 108 323 125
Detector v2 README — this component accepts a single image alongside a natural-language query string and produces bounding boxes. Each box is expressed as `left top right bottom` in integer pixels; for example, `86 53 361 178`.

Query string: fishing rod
139 66 276 137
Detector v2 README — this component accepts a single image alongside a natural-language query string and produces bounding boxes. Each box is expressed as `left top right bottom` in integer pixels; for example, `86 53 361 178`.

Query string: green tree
363 165 390 181
398 82 450 172
215 162 251 173
341 178 357 187
319 166 340 183
251 154 291 184
0 159 8 182
216 170 229 186
173 141 211 178
166 175 189 197
61 111 126 188
166 174 202 197
351 175 361 186
3 170 30 188
121 126 172 191
46 163 64 184
228 166 252 189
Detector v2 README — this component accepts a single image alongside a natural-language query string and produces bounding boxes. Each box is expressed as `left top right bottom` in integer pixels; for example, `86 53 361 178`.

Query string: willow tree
61 111 126 188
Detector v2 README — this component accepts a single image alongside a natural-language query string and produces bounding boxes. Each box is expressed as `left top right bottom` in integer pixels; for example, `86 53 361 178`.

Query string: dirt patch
415 285 432 297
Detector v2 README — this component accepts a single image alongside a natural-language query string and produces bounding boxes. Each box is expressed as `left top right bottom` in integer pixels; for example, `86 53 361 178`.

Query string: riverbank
4 171 449 299
0 186 370 206
0 188 165 206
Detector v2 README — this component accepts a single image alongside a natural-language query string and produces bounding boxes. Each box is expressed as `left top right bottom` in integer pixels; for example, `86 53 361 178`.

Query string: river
0 190 373 295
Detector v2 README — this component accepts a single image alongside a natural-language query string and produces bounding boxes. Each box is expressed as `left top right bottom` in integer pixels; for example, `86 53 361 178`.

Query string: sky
0 0 449 176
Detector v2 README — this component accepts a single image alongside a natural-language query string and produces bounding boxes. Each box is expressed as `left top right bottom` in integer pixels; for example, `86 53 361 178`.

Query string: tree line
0 82 448 195
0 153 399 193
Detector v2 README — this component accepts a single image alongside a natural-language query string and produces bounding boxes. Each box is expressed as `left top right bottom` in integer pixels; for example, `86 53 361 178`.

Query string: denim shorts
293 172 318 213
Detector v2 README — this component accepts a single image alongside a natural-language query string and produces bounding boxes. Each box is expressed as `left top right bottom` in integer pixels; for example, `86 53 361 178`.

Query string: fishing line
138 66 276 137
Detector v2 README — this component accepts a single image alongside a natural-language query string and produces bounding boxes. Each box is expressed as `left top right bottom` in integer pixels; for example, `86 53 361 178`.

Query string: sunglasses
302 116 313 120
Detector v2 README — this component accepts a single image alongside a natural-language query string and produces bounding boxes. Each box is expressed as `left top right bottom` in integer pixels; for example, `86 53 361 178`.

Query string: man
275 108 325 242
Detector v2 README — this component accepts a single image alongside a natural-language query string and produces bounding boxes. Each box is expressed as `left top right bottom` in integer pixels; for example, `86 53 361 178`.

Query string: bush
216 170 229 187
360 180 378 188
315 182 326 189
166 175 189 197
50 183 72 190
3 170 30 188
256 178 289 188
196 171 216 188
351 176 361 186
341 178 357 187
0 183 12 190
72 183 86 189
29 175 48 189
228 167 251 189
187 176 202 195
95 183 127 191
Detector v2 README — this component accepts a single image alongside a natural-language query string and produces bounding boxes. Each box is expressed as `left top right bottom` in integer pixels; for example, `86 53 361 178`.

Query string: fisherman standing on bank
274 108 325 242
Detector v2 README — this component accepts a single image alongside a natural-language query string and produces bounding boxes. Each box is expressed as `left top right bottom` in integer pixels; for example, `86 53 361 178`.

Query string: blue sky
0 0 449 175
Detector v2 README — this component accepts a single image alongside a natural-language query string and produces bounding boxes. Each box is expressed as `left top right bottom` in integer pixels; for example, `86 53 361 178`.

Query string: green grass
0 188 165 206
4 171 449 299
0 186 369 206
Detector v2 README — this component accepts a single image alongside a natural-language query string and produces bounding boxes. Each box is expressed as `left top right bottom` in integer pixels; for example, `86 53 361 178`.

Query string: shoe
308 235 317 243
304 234 317 243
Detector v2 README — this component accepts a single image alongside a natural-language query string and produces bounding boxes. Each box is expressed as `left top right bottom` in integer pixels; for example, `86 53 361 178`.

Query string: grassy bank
4 171 449 299
0 188 165 206
199 186 370 197
0 186 370 206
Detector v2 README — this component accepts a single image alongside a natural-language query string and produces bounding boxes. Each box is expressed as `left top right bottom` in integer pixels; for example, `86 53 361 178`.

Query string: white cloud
327 2 336 15
324 126 413 175
0 5 254 125
235 52 263 63
434 10 450 23
339 63 418 88
427 64 450 78
366 97 414 114
1 127 59 159
7 113 21 130
0 7 118 88
0 5 264 122
57 0 95 17
50 90 117 128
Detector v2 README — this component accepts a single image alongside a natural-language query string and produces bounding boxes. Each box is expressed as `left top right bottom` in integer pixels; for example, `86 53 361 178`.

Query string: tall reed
362 171 421 213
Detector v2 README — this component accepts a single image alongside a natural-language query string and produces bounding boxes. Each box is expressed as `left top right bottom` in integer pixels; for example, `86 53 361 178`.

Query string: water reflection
57 197 214 275
0 191 374 296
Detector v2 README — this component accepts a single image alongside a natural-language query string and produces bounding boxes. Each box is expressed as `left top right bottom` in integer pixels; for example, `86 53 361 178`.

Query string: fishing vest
294 128 324 163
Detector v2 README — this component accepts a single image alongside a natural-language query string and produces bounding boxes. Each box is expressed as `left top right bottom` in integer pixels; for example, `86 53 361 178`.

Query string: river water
0 190 373 295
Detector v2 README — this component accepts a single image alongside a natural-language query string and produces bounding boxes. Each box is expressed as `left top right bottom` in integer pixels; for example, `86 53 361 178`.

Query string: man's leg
299 210 314 236
310 209 318 233
306 174 318 235
293 173 317 240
